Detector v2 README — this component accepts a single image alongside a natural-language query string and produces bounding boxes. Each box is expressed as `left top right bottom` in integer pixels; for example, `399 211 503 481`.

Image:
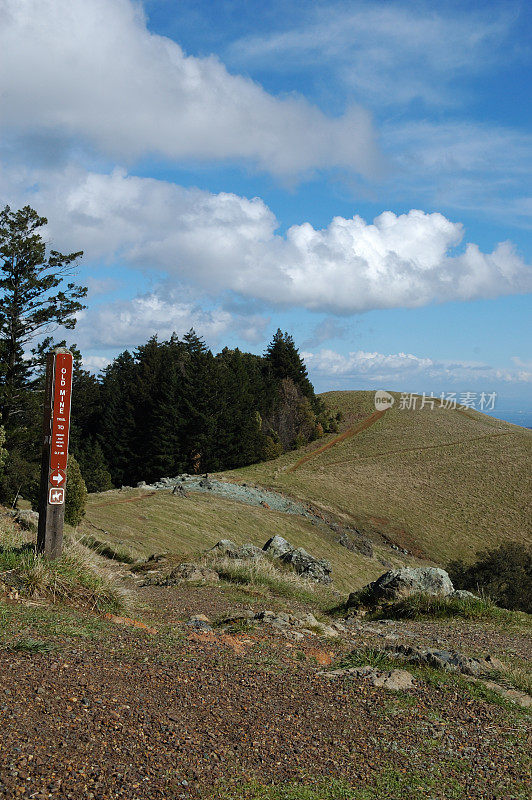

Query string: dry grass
0 511 126 613
224 391 532 565
81 489 394 593
201 553 338 610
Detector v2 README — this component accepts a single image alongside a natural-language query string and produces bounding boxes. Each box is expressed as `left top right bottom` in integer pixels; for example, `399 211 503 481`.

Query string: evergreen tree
264 329 315 402
0 205 86 430
65 454 87 527
99 351 138 486
76 442 113 493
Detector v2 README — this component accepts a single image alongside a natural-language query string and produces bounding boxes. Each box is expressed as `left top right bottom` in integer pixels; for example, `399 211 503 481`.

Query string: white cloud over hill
303 349 532 385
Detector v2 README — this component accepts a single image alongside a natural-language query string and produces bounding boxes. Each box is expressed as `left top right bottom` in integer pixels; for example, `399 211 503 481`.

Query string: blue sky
1 0 531 423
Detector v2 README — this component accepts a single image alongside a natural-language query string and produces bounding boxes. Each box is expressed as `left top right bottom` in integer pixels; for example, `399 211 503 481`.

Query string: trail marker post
37 349 73 559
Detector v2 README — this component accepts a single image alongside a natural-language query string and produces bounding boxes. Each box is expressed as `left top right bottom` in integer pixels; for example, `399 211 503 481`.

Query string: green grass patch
9 637 56 653
210 767 470 800
370 592 527 624
0 599 113 650
336 647 529 712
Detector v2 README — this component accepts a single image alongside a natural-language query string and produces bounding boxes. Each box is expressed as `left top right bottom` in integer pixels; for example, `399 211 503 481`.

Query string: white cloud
386 121 532 226
73 290 268 351
303 349 532 384
0 0 379 178
3 165 530 315
228 2 516 108
81 354 111 372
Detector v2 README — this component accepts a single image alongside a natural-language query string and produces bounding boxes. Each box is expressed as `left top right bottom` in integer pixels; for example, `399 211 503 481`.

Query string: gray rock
450 589 479 600
235 543 264 561
172 484 189 497
347 567 454 609
383 643 495 678
143 563 219 586
171 563 219 583
319 665 414 690
338 532 373 559
283 547 332 584
209 539 239 558
262 535 293 559
370 669 414 690
186 614 212 631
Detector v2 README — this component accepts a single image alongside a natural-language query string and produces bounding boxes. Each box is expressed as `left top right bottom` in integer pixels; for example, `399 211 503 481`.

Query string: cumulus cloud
0 0 379 178
303 349 532 384
13 166 529 314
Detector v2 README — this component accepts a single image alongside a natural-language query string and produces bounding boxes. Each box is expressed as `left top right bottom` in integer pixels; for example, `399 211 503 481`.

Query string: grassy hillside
80 488 407 593
223 391 532 565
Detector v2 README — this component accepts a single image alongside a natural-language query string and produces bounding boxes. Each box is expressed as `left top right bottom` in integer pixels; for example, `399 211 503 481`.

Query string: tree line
0 205 338 505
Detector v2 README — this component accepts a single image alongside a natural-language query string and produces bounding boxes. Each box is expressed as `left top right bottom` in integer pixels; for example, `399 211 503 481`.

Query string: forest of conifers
70 329 338 491
1 328 338 501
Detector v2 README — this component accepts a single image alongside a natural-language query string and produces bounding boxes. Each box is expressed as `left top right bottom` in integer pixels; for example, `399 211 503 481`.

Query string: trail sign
37 350 73 559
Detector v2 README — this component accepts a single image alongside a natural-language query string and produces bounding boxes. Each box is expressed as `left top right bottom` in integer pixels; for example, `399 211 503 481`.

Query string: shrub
448 543 532 614
65 454 87 526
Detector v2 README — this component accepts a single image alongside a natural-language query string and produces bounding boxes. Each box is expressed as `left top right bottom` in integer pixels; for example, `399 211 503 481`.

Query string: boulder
209 539 239 558
347 567 454 609
262 535 293 559
172 484 189 497
284 547 332 584
235 543 264 561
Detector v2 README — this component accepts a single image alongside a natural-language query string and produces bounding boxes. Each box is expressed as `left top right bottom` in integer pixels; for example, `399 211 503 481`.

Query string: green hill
223 391 532 565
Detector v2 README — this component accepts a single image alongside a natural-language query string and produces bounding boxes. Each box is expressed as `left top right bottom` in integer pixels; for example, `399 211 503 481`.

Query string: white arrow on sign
51 472 63 484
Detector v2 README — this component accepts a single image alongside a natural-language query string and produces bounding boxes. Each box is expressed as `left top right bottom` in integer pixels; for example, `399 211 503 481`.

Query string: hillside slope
224 391 532 565
80 488 411 593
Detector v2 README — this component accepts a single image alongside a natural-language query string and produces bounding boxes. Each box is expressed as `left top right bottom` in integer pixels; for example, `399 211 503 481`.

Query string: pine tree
264 329 315 401
0 205 86 430
76 442 113 493
99 351 138 486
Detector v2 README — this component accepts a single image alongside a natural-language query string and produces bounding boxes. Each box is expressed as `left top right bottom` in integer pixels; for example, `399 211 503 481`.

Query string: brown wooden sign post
37 349 74 559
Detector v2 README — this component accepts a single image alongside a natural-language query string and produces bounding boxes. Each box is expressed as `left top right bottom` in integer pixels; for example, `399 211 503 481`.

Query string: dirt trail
289 409 388 472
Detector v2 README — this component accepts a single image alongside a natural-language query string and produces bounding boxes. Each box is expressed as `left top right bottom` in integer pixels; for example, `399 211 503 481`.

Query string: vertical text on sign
50 352 73 475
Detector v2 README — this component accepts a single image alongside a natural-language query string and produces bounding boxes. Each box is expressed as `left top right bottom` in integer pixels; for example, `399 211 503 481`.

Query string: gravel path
1 581 530 799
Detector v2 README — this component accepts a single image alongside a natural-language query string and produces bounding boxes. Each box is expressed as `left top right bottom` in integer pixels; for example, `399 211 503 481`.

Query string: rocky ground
1 572 530 800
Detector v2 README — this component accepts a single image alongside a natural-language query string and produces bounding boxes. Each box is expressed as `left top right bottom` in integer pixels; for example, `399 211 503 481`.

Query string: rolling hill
224 390 532 565
79 390 531 594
